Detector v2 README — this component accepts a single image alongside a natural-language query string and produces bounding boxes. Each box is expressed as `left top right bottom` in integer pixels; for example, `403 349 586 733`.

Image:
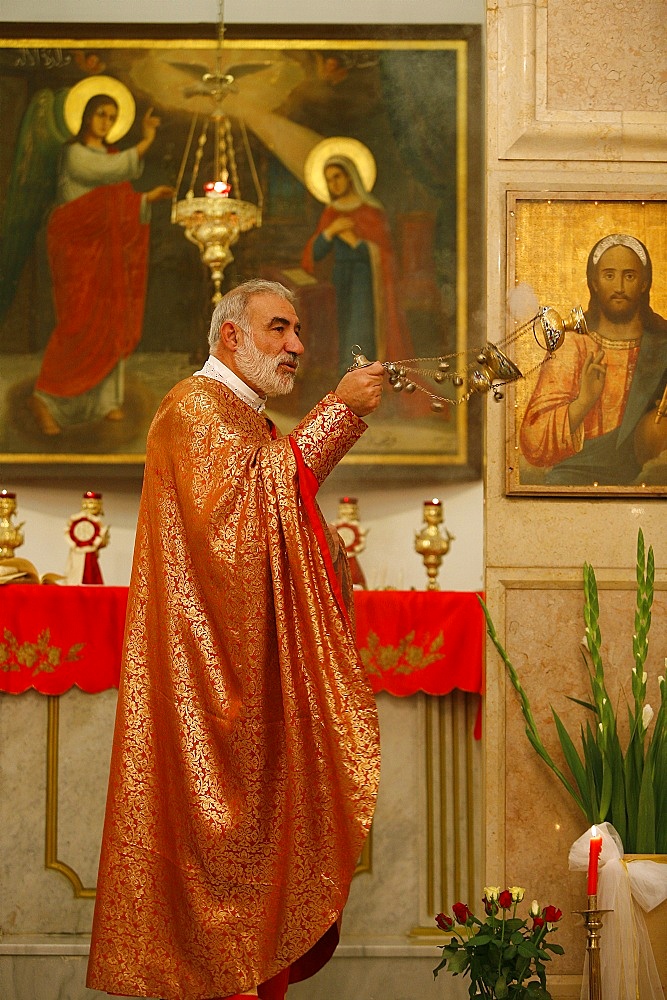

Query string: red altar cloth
355 590 484 698
0 586 484 702
0 585 128 695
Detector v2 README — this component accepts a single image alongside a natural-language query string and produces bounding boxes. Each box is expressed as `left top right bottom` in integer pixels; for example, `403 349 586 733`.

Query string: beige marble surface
489 0 667 159
547 0 667 114
502 585 667 974
485 0 667 994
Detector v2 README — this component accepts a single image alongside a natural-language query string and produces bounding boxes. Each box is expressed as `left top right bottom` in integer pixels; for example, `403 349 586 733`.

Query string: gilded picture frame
0 23 482 475
505 192 667 497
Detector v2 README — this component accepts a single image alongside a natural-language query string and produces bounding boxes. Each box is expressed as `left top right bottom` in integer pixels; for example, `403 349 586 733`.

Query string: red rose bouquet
434 886 564 999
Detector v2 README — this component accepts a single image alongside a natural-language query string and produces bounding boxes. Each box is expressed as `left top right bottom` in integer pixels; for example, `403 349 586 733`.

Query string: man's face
325 164 352 200
235 293 304 397
592 245 648 324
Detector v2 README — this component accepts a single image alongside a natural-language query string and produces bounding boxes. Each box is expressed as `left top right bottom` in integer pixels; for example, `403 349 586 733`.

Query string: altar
0 585 484 999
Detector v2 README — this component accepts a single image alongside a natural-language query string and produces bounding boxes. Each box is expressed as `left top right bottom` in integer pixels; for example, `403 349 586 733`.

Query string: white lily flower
530 899 540 917
642 704 654 729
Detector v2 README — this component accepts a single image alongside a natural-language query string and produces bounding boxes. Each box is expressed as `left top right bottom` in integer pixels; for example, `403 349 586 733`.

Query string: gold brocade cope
87 381 380 1000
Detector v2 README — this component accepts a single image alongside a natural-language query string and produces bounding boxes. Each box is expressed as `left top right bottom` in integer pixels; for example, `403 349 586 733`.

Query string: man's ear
219 321 241 352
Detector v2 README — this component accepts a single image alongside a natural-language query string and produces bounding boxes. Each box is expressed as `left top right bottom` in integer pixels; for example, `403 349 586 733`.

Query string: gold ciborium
0 490 24 560
414 498 454 591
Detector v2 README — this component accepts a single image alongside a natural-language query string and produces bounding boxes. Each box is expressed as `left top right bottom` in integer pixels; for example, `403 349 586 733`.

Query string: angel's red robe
36 181 149 398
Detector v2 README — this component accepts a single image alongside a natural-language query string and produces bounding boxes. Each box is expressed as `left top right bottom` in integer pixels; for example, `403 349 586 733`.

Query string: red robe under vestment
86 379 381 1000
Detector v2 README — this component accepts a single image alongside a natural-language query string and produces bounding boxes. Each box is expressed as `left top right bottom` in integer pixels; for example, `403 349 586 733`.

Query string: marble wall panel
0 690 117 934
2 684 484 987
2 684 483 944
546 0 667 114
490 0 667 159
499 582 667 977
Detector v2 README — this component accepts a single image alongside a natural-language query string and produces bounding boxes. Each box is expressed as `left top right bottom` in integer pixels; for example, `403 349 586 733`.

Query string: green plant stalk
481 530 663 853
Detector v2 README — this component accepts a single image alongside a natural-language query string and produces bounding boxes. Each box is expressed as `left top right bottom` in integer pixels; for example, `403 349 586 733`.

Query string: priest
87 279 384 1000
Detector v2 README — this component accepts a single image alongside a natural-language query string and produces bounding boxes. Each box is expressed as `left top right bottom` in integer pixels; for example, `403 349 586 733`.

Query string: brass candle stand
574 895 612 1000
414 499 453 590
0 490 24 560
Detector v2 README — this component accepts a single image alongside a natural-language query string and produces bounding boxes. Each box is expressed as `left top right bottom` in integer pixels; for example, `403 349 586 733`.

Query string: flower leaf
518 941 540 959
552 709 589 806
545 942 565 955
636 758 656 853
494 975 509 999
444 949 469 974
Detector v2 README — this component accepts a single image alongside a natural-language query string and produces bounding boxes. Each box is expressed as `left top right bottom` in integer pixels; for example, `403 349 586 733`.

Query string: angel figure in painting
0 75 173 437
301 136 414 375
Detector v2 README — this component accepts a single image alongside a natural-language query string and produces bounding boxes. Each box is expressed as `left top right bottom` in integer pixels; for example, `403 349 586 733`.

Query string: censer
348 304 588 411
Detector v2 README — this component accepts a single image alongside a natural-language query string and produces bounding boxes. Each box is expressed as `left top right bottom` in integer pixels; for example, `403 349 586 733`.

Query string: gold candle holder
574 895 612 1000
0 490 25 560
414 498 454 591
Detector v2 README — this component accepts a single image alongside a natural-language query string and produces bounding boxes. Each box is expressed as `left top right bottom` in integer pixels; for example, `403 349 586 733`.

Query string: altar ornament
171 0 262 305
332 496 368 589
65 492 110 585
414 499 453 591
0 489 24 560
347 304 587 411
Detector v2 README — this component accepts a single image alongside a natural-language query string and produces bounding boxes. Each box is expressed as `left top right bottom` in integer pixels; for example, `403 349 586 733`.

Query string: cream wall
485 1 667 996
0 0 485 24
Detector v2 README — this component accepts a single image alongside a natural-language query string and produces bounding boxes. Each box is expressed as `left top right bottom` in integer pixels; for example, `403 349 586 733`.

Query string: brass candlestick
574 895 611 1000
0 490 25 560
414 499 453 591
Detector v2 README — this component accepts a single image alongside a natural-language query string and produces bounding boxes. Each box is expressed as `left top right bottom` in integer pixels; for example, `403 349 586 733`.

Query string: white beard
236 335 298 397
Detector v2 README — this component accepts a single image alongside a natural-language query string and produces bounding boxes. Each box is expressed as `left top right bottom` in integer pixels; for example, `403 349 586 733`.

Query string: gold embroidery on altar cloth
359 630 445 675
0 627 84 673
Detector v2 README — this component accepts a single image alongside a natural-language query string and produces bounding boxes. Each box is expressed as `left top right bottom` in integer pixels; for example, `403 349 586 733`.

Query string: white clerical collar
193 355 267 414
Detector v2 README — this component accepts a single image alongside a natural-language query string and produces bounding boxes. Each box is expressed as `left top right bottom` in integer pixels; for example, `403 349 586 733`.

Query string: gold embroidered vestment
87 380 381 1000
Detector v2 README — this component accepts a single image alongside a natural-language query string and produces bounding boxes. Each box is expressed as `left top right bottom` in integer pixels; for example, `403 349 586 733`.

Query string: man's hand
335 362 385 417
568 349 606 433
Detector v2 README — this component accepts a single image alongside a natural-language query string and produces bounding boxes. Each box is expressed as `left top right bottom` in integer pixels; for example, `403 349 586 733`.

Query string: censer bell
469 342 523 398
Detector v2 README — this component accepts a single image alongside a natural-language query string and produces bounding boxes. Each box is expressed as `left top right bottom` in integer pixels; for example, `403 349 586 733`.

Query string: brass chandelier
171 0 263 304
